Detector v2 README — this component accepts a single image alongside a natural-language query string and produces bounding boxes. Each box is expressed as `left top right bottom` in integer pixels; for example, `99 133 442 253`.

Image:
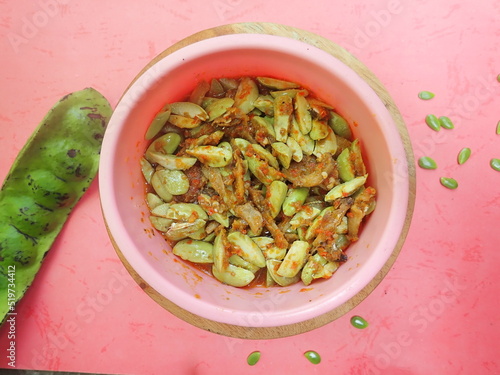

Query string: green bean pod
0 88 112 323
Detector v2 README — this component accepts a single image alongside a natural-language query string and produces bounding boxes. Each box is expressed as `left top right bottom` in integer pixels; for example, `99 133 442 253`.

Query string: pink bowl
99 30 414 333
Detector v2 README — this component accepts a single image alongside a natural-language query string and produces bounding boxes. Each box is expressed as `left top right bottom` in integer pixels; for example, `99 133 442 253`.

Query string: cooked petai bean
173 239 213 263
145 104 171 140
142 76 376 288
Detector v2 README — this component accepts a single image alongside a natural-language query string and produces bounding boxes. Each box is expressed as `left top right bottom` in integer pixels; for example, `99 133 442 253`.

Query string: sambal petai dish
140 76 376 288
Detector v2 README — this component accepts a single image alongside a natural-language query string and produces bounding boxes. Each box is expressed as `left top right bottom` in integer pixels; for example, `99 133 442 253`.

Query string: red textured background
0 1 499 374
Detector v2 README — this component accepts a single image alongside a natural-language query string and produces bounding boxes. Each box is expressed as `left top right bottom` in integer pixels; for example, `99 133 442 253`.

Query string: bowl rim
99 22 416 339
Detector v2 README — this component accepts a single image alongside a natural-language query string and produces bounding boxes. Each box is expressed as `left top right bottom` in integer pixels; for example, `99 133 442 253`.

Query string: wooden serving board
108 22 416 339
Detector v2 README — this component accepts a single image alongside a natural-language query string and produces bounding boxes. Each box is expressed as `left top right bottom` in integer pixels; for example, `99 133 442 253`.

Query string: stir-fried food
141 76 376 287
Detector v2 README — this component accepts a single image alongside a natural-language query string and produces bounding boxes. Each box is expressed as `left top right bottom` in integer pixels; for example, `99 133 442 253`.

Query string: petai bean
490 158 500 171
439 116 454 129
425 114 441 131
418 156 437 170
457 148 471 165
173 239 213 263
266 180 288 218
143 76 376 288
247 351 261 366
282 187 309 217
350 315 369 329
163 170 190 195
440 177 458 189
145 103 171 140
337 148 355 182
328 111 352 140
0 88 112 323
418 91 435 100
304 350 321 364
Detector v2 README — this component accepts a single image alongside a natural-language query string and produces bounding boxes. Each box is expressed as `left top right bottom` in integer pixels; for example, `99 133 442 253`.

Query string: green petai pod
0 88 112 323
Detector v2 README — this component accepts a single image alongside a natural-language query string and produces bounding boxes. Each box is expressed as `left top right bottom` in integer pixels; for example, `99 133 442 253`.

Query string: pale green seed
337 147 355 182
150 171 173 202
304 350 321 364
457 148 471 165
350 315 369 329
247 351 261 366
440 177 458 189
163 170 190 195
335 234 351 251
145 104 171 140
212 263 255 287
439 116 454 129
309 119 330 140
325 174 368 202
418 156 437 170
267 180 288 218
282 187 309 216
227 232 266 268
146 132 182 155
166 203 208 221
425 114 441 131
490 158 500 171
329 111 352 140
496 121 500 135
418 91 435 100
172 240 213 263
271 142 293 169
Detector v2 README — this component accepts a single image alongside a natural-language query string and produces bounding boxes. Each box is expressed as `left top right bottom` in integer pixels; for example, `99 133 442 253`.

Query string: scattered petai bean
247 351 261 366
490 158 500 171
439 116 454 129
350 315 369 329
418 91 435 100
425 114 441 131
496 121 500 135
457 148 471 165
418 156 437 170
304 351 321 364
440 177 458 189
